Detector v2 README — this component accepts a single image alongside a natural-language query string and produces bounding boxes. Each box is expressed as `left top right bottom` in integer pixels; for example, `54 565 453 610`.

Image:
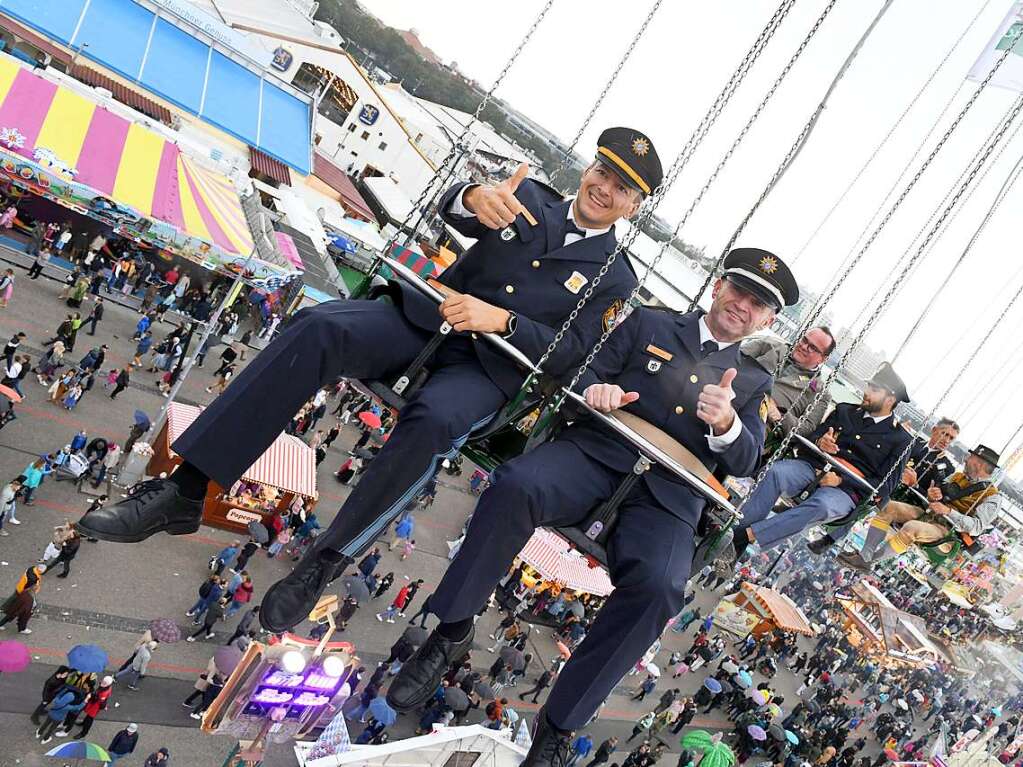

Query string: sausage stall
148 403 318 534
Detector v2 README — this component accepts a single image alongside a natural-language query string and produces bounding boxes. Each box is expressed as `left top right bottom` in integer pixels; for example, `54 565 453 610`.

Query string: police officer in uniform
810 416 959 554
76 128 663 634
386 248 799 767
730 363 914 559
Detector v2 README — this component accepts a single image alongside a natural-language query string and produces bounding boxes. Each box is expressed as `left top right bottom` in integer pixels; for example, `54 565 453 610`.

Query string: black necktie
701 340 718 357
564 220 586 241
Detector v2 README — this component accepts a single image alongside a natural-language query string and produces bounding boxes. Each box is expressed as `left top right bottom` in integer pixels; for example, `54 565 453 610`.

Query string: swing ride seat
878 485 981 566
351 255 741 569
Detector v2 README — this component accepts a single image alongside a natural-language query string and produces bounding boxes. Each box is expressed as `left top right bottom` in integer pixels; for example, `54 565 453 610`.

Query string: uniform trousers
173 300 506 558
736 459 855 550
429 440 696 730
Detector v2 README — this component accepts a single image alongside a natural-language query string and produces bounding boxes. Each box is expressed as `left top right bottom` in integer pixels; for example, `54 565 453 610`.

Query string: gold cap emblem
631 137 650 157
759 255 779 274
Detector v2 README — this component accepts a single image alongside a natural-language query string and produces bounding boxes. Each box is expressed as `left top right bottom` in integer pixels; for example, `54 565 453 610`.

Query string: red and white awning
165 402 318 499
518 529 613 596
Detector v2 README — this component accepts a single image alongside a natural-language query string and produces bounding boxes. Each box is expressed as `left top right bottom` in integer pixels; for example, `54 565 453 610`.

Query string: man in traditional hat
387 248 800 767
730 362 914 559
839 443 1002 569
77 128 664 635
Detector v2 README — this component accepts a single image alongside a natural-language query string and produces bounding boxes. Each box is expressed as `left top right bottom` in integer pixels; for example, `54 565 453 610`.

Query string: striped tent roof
0 56 253 256
742 582 814 636
165 403 317 499
519 529 613 596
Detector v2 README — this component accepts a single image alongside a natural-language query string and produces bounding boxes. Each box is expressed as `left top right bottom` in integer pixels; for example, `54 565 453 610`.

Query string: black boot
521 709 572 767
74 479 203 543
807 534 835 555
259 549 349 633
387 626 475 712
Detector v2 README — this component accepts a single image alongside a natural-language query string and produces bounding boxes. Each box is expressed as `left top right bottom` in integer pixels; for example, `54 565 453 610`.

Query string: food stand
148 403 318 534
712 582 815 638
515 529 614 597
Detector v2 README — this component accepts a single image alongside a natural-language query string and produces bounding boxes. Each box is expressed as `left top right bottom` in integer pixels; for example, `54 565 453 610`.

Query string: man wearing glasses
742 327 835 442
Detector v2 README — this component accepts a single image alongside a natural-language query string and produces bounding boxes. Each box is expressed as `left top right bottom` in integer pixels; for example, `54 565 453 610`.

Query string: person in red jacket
377 583 410 623
72 675 113 737
225 573 254 618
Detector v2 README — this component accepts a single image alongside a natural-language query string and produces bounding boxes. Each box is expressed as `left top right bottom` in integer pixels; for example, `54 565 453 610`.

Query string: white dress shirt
698 317 743 453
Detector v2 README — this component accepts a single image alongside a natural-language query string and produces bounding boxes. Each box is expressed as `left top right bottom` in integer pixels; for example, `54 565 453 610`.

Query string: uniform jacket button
505 285 515 294
531 260 540 269
689 375 698 384
675 406 684 415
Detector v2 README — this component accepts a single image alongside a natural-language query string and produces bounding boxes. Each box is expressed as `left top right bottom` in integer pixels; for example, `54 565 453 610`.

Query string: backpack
199 578 214 597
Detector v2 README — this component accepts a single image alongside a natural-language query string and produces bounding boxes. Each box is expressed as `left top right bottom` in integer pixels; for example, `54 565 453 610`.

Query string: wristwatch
502 311 518 339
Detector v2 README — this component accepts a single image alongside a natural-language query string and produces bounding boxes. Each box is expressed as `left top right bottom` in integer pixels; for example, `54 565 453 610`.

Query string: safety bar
383 254 738 516
380 255 540 374
562 389 739 517
906 486 930 506
791 434 877 496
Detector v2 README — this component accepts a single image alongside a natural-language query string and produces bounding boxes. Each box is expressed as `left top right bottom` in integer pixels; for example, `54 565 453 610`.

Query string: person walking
85 297 104 335
518 668 554 704
0 268 14 308
35 685 87 744
0 478 22 534
109 367 130 399
21 458 47 505
107 723 140 764
627 712 655 743
373 572 395 600
568 734 593 767
631 675 657 702
143 747 171 766
187 596 227 641
212 541 240 576
30 666 72 725
224 604 260 646
377 582 411 623
0 587 35 633
27 245 48 279
587 737 618 767
189 673 224 720
224 573 254 618
358 548 381 582
114 641 156 690
51 530 82 578
234 539 259 572
73 675 114 737
186 575 223 624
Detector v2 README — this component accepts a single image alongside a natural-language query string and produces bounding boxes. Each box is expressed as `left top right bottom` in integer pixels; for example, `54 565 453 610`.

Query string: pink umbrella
359 411 382 429
0 640 31 672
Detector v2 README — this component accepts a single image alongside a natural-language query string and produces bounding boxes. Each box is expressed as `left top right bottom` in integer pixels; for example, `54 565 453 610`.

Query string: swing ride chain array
374 0 557 263
561 0 838 396
738 85 1023 523
549 0 667 186
532 0 798 375
792 0 995 263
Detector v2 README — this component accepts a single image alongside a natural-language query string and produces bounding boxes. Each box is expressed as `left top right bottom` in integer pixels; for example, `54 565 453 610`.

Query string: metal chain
739 88 1023 519
562 0 837 394
549 0 666 187
373 0 557 262
790 0 995 265
533 0 798 373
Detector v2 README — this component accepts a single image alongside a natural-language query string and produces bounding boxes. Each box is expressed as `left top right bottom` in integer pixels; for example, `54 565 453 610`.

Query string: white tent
294 724 529 767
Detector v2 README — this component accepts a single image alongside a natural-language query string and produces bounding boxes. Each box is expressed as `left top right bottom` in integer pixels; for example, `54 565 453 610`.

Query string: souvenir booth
148 403 318 534
712 582 815 639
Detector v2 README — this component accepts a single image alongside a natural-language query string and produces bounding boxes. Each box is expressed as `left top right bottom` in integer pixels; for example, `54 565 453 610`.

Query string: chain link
738 85 1023 521
533 0 798 374
372 0 557 265
549 0 666 187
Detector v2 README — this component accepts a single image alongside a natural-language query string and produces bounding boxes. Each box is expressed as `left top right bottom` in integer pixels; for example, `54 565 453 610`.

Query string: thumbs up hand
464 163 532 230
584 383 640 413
817 427 839 455
697 368 738 435
927 481 943 503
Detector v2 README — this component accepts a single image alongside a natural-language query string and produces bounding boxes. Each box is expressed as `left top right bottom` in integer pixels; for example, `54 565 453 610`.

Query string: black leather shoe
74 479 203 543
388 626 475 712
260 549 349 634
807 534 835 555
836 551 872 573
522 709 572 767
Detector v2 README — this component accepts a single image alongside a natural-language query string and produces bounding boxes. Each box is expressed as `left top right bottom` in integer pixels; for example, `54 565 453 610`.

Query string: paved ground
0 254 801 767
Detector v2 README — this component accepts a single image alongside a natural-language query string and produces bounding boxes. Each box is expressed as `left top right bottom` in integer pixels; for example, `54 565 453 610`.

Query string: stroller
55 451 90 484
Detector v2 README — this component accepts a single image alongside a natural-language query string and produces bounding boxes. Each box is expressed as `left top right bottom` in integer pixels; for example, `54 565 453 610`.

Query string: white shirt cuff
447 185 476 218
706 412 743 453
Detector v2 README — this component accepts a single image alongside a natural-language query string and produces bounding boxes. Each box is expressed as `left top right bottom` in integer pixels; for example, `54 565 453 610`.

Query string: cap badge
631 137 650 157
758 255 779 274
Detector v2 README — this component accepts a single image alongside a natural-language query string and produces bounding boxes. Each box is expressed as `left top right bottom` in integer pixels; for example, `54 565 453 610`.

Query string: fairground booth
712 582 815 639
148 402 317 534
836 580 948 668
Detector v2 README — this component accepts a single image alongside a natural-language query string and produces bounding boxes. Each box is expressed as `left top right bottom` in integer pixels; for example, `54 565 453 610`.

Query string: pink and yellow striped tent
0 56 253 257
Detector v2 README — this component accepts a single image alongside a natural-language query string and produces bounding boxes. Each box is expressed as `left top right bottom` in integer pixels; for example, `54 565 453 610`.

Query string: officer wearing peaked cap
76 127 664 636
388 247 798 767
732 361 914 559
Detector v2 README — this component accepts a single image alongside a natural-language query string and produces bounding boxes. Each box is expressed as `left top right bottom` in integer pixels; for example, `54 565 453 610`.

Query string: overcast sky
358 0 1023 468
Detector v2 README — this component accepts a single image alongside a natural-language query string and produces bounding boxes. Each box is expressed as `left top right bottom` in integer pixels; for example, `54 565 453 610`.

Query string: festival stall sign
0 57 299 289
712 582 814 638
516 528 614 597
149 403 317 534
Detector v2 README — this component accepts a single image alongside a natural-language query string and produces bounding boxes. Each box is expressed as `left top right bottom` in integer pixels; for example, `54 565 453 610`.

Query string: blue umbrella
133 410 150 429
704 677 722 694
785 730 799 745
735 670 753 689
67 644 108 674
368 696 396 726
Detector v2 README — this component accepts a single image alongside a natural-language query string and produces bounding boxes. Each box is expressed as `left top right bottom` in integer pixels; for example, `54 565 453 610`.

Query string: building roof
312 152 374 221
0 13 71 64
742 583 815 636
398 29 442 65
249 146 292 186
69 64 173 125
